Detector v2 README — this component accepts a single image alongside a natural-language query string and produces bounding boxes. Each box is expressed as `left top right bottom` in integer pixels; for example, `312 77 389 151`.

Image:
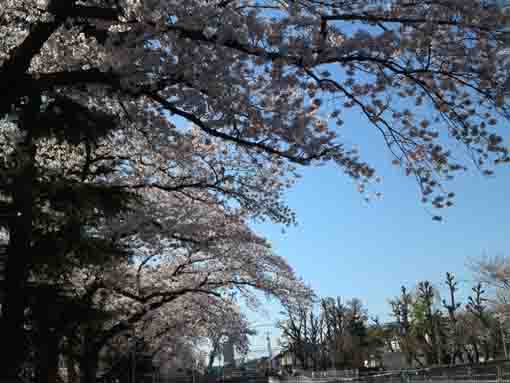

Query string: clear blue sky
244 107 510 359
254 127 510 322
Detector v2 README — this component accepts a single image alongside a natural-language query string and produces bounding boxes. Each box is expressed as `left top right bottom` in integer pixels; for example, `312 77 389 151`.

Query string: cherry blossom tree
2 0 510 381
472 256 510 317
52 193 312 383
0 114 307 382
97 294 246 383
203 301 254 373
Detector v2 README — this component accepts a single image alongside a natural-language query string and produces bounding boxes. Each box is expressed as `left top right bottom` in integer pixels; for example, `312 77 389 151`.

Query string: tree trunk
483 341 490 362
473 343 480 363
0 222 31 382
0 93 39 382
463 345 474 364
207 342 219 374
80 332 101 383
80 349 100 383
434 320 442 365
66 356 78 383
36 329 60 383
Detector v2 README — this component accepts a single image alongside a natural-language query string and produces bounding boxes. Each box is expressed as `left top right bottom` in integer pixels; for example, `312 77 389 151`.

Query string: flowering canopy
1 0 510 380
2 0 510 212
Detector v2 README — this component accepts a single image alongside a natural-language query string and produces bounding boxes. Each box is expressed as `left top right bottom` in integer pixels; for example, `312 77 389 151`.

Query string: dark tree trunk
207 342 219 374
80 347 100 383
473 342 480 363
483 341 490 362
66 356 78 383
464 345 474 364
0 222 31 381
80 328 101 383
0 92 39 382
36 329 60 383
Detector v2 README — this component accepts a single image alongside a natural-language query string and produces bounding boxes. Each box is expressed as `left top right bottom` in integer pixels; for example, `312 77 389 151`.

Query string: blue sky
170 8 510 358
245 112 510 359
256 159 510 321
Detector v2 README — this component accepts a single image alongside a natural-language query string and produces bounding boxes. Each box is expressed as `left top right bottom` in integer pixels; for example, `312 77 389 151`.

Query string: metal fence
158 362 510 383
159 376 269 383
362 361 510 383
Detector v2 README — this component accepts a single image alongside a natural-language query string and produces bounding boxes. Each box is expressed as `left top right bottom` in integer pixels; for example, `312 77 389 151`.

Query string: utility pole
266 332 273 373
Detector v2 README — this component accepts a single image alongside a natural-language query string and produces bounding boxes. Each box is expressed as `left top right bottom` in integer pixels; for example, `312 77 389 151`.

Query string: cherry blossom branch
67 5 120 21
97 283 219 348
0 2 120 114
32 69 118 90
146 92 332 165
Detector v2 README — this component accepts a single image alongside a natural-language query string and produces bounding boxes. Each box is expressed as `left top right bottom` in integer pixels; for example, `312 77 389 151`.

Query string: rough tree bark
80 336 100 383
0 92 40 382
36 327 60 383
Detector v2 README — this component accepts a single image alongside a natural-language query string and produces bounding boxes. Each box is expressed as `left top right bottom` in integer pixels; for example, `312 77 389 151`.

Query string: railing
362 361 510 383
158 375 269 383
160 362 510 383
